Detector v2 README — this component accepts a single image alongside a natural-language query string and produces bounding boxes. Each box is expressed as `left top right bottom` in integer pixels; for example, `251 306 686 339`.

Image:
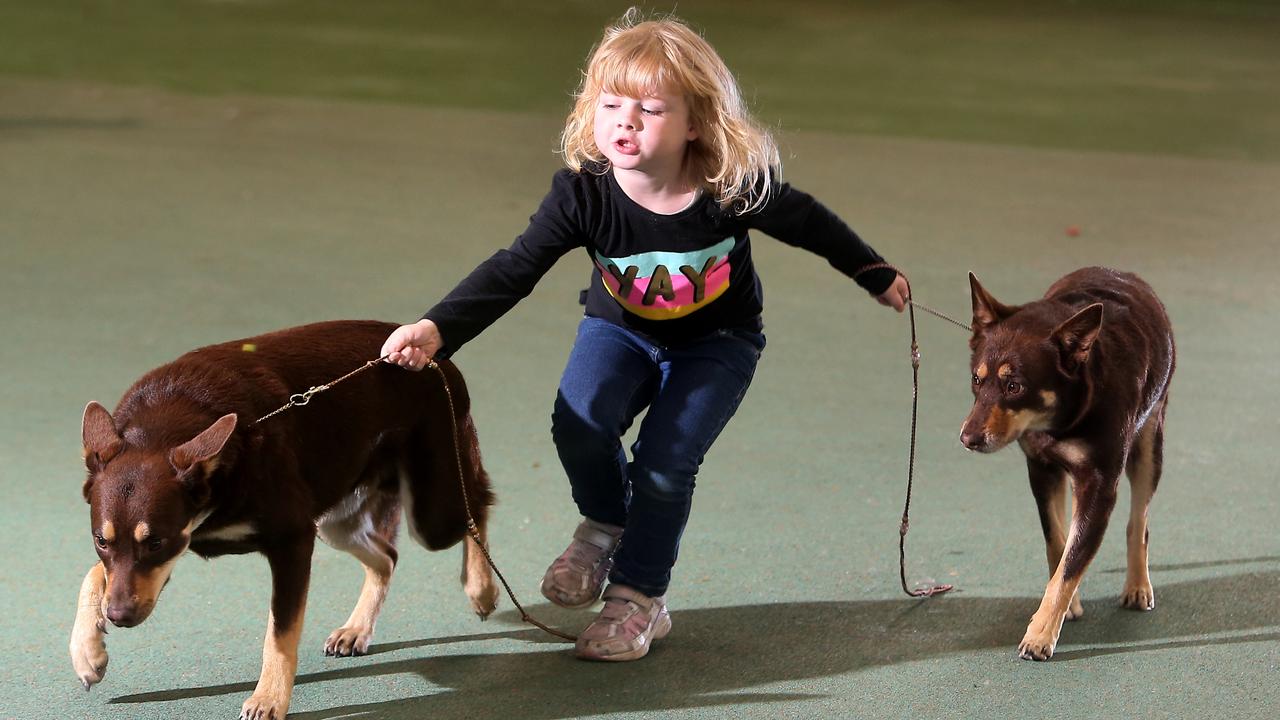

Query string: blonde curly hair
561 8 780 214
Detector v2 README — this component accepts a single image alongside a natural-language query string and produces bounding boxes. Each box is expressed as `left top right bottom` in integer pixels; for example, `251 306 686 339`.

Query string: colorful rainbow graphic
593 237 736 320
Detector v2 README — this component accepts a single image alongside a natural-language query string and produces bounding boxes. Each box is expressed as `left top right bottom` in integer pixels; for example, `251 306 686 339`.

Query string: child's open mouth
614 138 639 155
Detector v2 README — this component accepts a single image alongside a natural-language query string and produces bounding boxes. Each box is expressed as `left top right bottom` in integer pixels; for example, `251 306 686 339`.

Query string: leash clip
290 385 328 406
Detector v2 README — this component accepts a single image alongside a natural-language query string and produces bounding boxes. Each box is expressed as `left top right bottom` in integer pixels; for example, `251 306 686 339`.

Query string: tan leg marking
1122 421 1158 611
463 522 498 619
1040 476 1084 620
322 535 394 657
69 562 109 689
1019 547 1086 661
241 608 303 720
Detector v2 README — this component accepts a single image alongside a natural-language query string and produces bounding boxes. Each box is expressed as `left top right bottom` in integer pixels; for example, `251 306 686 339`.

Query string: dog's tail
398 401 499 618
399 375 494 551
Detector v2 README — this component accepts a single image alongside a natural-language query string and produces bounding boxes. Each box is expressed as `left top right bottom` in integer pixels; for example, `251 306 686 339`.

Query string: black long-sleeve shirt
424 166 895 356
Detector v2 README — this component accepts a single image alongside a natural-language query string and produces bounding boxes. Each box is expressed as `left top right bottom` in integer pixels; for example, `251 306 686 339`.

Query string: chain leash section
252 358 384 426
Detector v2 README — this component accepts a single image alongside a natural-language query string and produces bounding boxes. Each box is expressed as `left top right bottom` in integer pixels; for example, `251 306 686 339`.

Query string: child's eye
601 102 619 110
641 107 663 116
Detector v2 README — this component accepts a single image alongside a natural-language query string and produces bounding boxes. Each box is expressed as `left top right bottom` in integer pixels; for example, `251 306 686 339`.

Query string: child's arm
749 182 905 308
380 170 587 368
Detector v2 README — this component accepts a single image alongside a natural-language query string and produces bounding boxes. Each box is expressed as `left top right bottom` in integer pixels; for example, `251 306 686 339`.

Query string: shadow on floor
109 568 1280 719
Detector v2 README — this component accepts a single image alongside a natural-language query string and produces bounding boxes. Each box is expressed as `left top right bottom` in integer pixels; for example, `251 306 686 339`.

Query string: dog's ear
969 272 1017 330
1053 303 1104 372
169 414 238 505
82 402 123 488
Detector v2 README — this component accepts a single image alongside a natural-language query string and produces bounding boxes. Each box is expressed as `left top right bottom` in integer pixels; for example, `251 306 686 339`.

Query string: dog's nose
105 604 138 628
959 429 988 451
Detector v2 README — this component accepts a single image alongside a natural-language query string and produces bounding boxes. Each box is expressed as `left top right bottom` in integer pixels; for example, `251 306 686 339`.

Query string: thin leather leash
251 265 971 620
252 354 578 641
855 263 969 598
422 358 578 641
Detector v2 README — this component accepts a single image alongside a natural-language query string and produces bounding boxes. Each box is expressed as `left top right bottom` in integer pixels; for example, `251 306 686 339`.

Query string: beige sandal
540 519 623 609
575 583 671 661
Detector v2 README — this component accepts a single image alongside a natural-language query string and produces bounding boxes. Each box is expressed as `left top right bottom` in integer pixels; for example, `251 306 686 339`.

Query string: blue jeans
550 316 765 597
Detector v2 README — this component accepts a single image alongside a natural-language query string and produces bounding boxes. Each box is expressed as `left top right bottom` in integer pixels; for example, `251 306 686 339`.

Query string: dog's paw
1017 619 1059 661
324 625 372 657
240 692 288 720
1017 636 1056 661
1120 583 1155 611
467 577 499 620
69 626 109 690
1065 593 1085 621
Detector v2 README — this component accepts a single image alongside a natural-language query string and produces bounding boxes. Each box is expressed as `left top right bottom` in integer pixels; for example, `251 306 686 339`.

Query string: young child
381 9 908 661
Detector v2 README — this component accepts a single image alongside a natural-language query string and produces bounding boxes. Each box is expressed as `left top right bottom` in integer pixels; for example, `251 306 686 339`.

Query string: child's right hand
380 319 442 371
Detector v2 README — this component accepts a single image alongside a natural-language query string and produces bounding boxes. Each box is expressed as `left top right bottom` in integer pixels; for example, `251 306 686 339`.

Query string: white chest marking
195 522 256 542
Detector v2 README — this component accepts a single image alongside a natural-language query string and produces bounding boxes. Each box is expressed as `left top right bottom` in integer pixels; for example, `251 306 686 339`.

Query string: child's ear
686 123 698 142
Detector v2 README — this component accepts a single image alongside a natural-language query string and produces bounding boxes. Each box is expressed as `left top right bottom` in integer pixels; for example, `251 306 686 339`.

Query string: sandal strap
602 583 663 610
573 521 622 552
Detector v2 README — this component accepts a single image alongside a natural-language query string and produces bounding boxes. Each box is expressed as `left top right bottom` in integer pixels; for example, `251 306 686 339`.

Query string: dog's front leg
1024 455 1084 620
69 562 109 689
241 536 313 720
1019 447 1120 661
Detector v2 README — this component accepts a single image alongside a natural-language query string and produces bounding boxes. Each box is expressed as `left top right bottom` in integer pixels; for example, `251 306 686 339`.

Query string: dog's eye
971 373 980 386
146 538 164 553
94 534 107 549
1006 381 1022 394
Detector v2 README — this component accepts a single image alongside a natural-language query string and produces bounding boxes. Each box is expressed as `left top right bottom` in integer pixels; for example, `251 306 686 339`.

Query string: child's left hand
876 274 909 312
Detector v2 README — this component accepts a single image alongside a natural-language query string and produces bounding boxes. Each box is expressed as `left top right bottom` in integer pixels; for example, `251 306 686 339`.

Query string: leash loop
855 263 956 599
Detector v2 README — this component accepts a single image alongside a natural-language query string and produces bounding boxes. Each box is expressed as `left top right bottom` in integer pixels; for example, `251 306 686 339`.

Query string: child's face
593 89 698 179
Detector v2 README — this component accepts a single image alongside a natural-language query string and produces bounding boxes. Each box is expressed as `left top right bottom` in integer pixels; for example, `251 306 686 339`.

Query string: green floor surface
1 3 1277 719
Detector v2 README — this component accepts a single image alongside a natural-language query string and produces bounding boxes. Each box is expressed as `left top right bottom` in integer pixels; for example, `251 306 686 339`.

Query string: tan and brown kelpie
69 320 498 719
960 267 1175 661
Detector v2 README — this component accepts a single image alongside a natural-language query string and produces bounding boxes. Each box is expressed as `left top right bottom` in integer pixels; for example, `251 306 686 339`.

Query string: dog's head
960 273 1102 453
80 401 237 627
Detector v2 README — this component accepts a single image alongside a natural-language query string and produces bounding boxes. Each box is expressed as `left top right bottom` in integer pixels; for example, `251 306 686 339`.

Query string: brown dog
960 267 1174 660
69 320 498 719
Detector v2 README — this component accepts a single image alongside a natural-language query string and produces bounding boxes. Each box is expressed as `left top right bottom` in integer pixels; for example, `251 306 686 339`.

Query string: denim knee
628 461 696 505
550 393 618 459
